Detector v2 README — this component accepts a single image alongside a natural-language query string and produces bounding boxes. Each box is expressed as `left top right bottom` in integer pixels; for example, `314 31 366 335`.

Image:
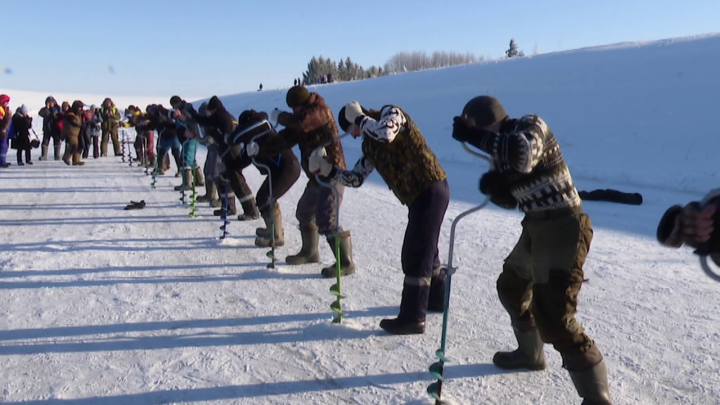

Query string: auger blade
436 349 450 363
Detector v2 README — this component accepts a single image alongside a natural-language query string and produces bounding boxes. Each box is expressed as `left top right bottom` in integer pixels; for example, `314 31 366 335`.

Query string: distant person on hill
309 101 449 336
450 95 612 404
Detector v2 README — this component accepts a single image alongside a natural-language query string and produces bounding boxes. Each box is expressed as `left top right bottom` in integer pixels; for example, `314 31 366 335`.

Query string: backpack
7 120 17 139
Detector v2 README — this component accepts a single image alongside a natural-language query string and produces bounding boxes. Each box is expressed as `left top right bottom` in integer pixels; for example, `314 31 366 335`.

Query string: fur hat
286 86 310 108
461 96 508 128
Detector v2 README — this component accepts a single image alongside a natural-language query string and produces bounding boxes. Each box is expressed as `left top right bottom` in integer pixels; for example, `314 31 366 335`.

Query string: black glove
452 116 475 143
479 171 518 210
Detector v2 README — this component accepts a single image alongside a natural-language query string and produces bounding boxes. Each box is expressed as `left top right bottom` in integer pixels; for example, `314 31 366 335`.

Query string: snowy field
1 33 720 405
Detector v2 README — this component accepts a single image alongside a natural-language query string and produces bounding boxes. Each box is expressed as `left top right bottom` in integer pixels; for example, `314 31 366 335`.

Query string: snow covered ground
1 33 720 405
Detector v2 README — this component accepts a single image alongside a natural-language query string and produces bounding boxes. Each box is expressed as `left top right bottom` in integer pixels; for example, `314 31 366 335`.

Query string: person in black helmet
451 96 611 404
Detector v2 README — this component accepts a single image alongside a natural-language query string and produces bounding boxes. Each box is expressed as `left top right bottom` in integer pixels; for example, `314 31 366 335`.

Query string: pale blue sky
2 0 718 98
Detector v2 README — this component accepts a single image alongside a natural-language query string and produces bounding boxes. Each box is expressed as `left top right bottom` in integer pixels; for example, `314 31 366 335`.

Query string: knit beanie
461 96 508 128
286 86 310 108
20 104 28 114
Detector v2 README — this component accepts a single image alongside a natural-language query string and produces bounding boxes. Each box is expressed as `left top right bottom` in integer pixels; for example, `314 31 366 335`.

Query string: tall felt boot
53 144 62 160
320 231 355 278
493 328 547 371
569 360 612 405
214 193 237 216
40 145 48 161
194 166 205 186
237 196 260 221
174 168 192 191
197 180 218 203
285 224 321 265
147 155 156 169
255 205 284 247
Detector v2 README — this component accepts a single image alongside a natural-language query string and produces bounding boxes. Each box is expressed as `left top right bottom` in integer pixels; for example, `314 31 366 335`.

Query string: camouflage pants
295 180 344 235
496 206 603 371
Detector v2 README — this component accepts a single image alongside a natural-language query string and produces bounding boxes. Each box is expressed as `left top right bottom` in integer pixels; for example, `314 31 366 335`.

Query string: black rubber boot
285 224 321 265
379 318 425 335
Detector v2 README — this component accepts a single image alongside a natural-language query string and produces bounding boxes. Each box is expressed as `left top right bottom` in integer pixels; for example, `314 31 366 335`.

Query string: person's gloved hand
452 115 476 143
308 147 332 176
246 141 260 157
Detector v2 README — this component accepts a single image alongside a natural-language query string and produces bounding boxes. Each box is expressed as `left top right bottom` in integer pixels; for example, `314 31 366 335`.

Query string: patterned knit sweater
330 105 446 205
468 115 581 212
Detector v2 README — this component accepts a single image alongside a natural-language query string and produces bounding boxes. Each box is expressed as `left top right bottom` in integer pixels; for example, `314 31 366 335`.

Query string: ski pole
698 188 720 282
427 143 491 405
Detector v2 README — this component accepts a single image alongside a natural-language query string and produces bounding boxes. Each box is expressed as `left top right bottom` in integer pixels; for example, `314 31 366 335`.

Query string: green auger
188 163 198 218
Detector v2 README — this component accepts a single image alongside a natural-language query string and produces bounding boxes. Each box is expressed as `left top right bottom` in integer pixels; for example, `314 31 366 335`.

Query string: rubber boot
569 360 612 405
40 145 48 161
285 224 321 265
320 231 355 278
255 205 284 247
237 197 260 221
174 168 192 191
197 180 217 203
493 328 547 371
214 194 237 216
194 166 205 186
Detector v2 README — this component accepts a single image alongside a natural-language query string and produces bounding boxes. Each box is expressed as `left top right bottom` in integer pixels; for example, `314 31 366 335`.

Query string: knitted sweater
467 115 581 212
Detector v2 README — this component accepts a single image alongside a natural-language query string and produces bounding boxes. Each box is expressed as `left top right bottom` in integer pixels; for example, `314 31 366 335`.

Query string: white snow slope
1 33 720 405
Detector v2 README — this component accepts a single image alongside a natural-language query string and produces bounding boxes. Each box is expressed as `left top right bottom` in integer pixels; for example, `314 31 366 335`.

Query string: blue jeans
181 139 198 169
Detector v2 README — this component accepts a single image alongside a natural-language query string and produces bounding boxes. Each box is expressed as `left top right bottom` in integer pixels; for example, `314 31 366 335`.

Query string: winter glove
270 108 282 123
479 171 517 210
309 147 332 176
452 115 475 143
246 141 260 157
344 101 365 125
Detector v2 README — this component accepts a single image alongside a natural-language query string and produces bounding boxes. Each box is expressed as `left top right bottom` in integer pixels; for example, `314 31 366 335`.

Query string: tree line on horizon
300 39 535 86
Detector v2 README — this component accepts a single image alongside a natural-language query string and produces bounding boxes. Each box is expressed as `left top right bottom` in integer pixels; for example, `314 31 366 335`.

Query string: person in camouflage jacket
310 102 449 335
249 86 354 278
